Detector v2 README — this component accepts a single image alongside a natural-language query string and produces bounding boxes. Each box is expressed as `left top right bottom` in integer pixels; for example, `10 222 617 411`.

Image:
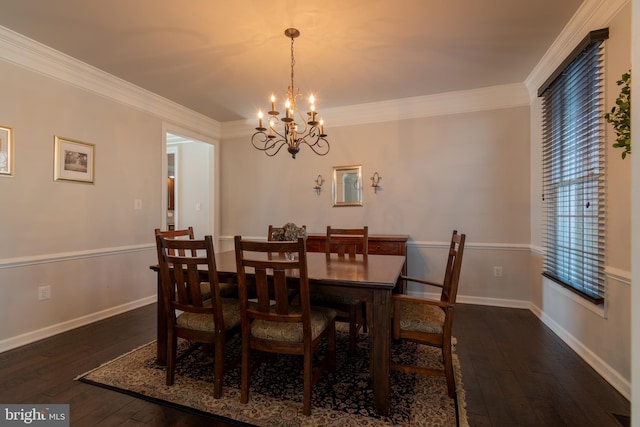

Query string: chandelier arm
296 133 330 156
265 116 288 141
306 139 330 156
251 132 291 157
263 141 289 157
251 132 279 152
270 126 287 141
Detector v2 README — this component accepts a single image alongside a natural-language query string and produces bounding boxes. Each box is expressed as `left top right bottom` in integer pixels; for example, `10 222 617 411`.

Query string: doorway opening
166 146 178 230
165 132 214 237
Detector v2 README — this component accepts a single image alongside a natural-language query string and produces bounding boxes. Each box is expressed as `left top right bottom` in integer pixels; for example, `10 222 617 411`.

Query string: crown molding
0 25 220 139
221 82 529 139
524 0 630 99
11 6 616 144
0 24 530 142
325 83 530 127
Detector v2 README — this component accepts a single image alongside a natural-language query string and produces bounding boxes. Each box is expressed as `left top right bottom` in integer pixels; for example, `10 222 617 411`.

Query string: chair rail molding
0 244 154 269
408 240 530 252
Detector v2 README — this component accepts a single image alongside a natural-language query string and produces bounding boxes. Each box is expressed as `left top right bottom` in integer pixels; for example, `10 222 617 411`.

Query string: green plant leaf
604 70 631 159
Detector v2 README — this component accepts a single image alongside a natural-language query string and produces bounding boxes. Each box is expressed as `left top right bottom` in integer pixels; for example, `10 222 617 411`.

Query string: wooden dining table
151 249 406 416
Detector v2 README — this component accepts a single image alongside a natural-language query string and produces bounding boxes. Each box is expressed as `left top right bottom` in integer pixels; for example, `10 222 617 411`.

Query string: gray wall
220 106 532 307
0 59 161 343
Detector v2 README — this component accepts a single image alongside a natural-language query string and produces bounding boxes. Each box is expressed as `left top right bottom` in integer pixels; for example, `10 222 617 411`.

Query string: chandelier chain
290 35 296 100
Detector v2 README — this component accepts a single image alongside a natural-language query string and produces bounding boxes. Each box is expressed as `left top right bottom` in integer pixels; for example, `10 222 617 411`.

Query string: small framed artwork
0 125 14 176
54 136 95 183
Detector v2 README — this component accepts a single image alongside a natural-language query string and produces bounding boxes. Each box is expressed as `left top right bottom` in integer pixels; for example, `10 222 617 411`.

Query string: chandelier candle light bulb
251 28 330 159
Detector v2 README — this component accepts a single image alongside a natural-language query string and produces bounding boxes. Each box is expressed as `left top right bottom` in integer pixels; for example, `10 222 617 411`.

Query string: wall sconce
370 172 382 193
313 174 325 195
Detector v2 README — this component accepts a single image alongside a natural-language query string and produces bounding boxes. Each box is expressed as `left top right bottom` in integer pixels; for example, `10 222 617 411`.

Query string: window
538 29 608 304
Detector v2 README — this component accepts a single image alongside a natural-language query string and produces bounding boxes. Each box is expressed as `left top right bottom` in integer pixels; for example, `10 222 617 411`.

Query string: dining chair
267 224 280 241
154 226 195 255
234 236 336 416
310 226 369 355
391 230 466 398
157 234 242 399
154 228 237 298
324 226 369 258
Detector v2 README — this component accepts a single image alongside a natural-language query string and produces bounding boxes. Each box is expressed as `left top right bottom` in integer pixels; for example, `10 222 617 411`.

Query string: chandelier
251 28 329 159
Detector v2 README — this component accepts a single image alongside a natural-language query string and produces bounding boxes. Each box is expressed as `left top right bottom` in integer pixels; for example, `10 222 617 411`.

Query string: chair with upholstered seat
234 236 336 416
157 234 242 399
155 227 237 298
391 230 466 398
310 226 368 355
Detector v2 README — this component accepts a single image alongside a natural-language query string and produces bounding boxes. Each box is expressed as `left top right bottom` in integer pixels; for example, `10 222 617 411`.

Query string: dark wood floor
0 303 630 426
455 304 630 426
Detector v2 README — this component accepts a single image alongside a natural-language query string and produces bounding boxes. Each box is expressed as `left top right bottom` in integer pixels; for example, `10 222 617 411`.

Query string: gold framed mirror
332 165 363 207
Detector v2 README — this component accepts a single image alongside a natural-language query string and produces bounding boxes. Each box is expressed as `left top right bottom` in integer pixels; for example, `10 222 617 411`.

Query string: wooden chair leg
213 341 224 399
166 332 177 386
303 350 312 416
240 337 250 404
442 340 455 398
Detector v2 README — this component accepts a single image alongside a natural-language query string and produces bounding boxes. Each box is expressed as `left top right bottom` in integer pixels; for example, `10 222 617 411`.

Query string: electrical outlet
493 266 503 277
134 199 142 210
38 285 51 300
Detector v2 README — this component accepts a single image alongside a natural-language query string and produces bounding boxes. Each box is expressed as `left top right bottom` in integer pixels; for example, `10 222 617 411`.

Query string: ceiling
0 0 583 123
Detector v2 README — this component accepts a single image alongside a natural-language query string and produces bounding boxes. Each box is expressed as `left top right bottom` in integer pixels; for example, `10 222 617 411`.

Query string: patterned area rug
77 328 467 426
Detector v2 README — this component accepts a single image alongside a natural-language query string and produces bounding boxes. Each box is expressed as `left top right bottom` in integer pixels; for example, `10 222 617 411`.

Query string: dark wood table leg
370 289 391 416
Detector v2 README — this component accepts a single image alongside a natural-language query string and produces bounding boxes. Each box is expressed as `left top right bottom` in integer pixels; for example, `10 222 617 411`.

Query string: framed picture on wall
0 125 14 176
54 136 95 183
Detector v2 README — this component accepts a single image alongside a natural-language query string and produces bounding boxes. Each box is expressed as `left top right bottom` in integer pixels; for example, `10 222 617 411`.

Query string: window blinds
539 29 608 304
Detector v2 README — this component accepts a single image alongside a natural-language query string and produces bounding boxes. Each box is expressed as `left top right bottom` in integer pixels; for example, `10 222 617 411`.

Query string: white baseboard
529 303 631 400
0 296 156 353
407 292 531 309
452 294 630 400
456 294 531 309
